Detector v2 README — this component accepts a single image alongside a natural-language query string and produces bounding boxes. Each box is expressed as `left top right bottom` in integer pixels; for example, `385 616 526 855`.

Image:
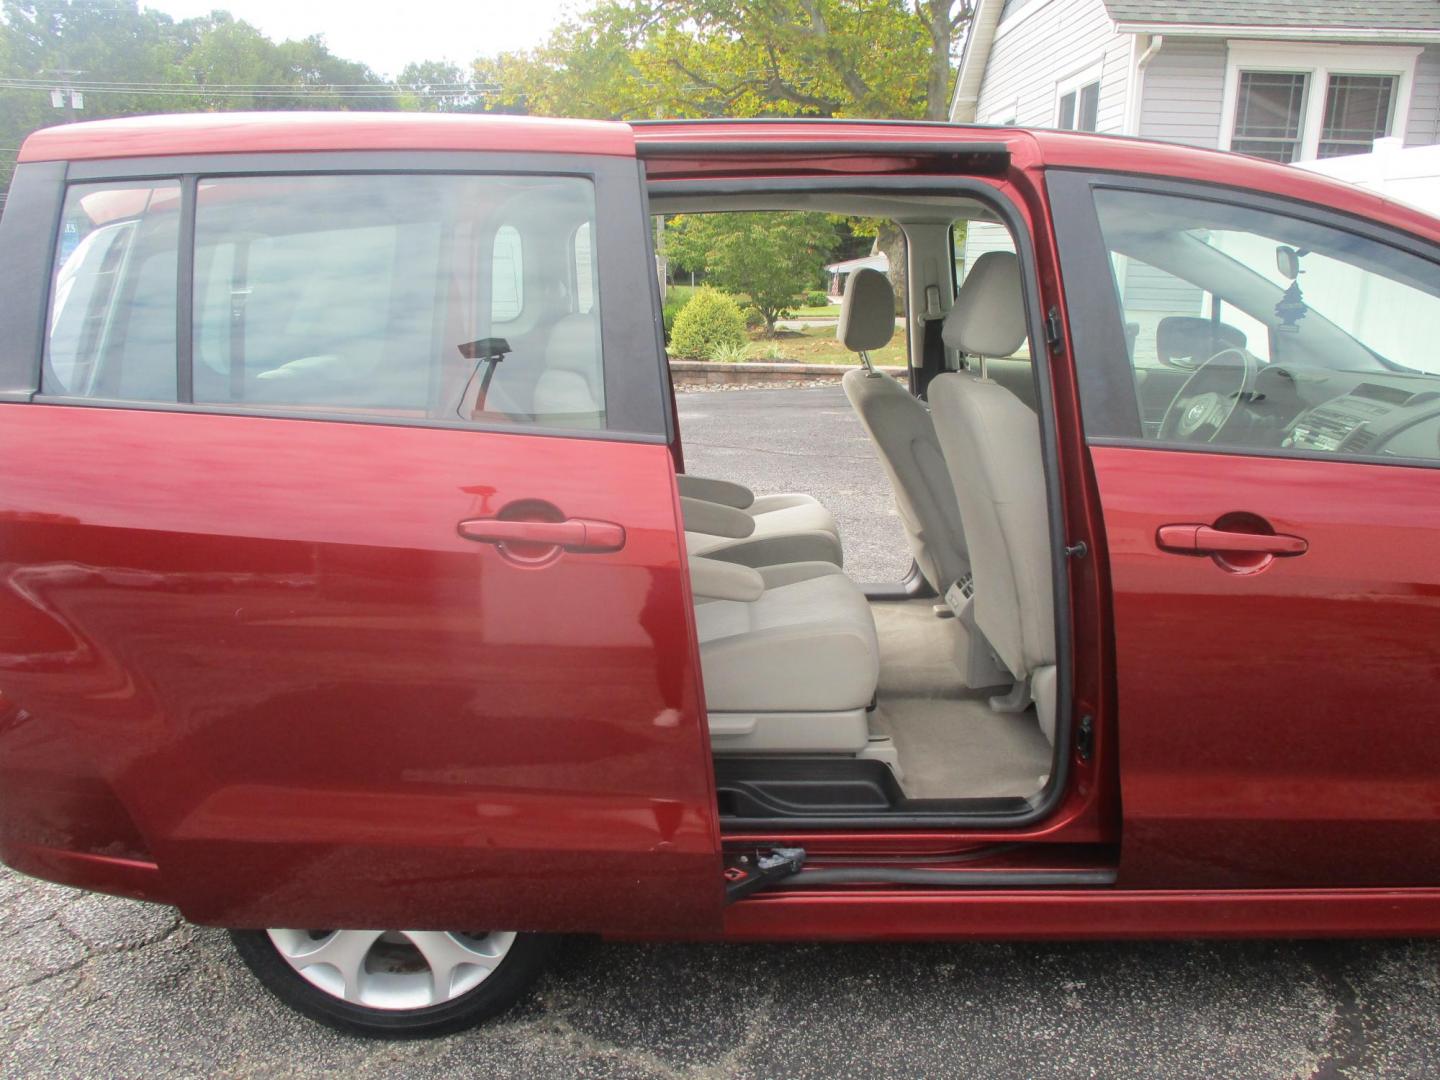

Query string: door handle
1156 524 1307 556
457 517 626 554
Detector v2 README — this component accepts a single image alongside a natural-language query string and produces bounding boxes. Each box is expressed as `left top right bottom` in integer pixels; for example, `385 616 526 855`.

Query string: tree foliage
479 1 972 122
669 211 840 334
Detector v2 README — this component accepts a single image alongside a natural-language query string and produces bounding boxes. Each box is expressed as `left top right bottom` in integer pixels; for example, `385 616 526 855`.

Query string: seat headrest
942 251 1026 358
837 267 895 353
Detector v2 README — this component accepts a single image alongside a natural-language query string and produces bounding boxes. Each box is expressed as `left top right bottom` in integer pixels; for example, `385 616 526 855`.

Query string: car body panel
0 403 722 931
1091 445 1440 889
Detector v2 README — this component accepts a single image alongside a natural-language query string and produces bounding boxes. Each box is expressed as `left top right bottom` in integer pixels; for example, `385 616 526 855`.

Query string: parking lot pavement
4 386 1440 1077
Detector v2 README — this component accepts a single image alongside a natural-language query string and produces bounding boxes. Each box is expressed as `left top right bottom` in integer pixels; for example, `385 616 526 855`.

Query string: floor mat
869 600 1051 800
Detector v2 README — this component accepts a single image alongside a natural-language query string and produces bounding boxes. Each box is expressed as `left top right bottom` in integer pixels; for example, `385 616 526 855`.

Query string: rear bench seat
678 475 843 567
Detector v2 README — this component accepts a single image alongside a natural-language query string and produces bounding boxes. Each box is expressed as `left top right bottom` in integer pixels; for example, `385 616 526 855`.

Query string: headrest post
859 349 876 376
977 354 989 380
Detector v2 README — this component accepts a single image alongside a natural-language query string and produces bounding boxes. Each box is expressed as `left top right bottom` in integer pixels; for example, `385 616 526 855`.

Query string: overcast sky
145 1 591 78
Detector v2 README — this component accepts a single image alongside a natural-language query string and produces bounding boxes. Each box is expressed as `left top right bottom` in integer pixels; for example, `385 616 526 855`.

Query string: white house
951 1 1440 162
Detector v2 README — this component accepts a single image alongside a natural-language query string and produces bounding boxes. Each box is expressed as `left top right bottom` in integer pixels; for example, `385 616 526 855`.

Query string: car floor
867 599 1051 801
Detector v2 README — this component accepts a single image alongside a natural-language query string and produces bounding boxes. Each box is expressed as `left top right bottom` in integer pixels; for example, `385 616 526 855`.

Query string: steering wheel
1158 347 1257 443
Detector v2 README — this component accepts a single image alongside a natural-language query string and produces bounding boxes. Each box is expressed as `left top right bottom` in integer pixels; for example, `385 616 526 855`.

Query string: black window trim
24 150 671 442
648 172 1076 833
1047 166 1440 471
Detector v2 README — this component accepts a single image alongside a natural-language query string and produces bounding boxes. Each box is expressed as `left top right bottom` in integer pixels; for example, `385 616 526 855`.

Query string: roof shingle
1102 1 1440 32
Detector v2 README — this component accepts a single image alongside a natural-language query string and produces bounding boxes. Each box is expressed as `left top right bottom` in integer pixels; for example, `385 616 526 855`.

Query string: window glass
45 181 179 401
573 221 595 314
1090 187 1440 462
1232 71 1308 162
191 174 604 429
1319 74 1395 159
1056 81 1100 132
491 225 523 322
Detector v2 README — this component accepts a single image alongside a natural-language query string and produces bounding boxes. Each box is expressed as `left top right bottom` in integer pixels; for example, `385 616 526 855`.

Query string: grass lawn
741 323 908 365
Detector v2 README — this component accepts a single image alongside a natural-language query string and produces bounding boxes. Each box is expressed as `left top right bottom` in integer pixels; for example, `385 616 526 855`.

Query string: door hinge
1045 306 1064 351
1076 714 1094 763
724 847 806 902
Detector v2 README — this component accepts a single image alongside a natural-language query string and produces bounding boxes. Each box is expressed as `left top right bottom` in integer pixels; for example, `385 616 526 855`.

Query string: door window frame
26 150 673 444
647 171 1079 831
1047 167 1440 470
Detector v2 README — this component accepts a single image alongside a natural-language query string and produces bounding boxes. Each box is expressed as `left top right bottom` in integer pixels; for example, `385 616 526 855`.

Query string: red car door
0 151 722 933
1051 172 1440 888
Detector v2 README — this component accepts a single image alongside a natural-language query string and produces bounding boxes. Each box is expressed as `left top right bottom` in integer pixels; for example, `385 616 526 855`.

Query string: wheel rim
266 929 518 1011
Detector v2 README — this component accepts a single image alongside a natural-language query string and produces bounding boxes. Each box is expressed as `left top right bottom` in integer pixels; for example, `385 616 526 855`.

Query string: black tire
229 929 557 1039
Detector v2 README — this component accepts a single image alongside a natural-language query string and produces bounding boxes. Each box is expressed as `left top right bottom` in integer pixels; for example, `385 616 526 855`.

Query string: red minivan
2 112 1439 1036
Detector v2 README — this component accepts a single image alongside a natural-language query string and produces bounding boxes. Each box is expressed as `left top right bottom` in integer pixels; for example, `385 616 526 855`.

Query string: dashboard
1228 363 1440 462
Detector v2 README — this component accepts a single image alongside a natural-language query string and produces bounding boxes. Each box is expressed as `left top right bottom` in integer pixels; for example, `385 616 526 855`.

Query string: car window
44 181 179 402
46 172 606 431
1090 187 1440 463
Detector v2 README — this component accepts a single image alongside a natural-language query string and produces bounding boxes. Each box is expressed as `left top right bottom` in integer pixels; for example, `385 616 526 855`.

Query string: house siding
1137 39 1228 149
971 0 1131 131
1406 45 1440 146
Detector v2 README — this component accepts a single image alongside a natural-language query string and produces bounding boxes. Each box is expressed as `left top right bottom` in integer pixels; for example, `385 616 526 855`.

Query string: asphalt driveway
2 386 1437 1078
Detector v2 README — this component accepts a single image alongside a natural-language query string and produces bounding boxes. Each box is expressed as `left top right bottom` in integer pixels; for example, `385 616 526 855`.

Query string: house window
1057 80 1100 132
1231 71 1309 162
1318 75 1396 158
1221 44 1417 163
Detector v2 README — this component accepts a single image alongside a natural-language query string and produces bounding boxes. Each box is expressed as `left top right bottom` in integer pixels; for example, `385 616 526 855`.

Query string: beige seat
679 479 842 567
929 251 1058 744
839 267 968 592
690 556 890 763
533 316 843 564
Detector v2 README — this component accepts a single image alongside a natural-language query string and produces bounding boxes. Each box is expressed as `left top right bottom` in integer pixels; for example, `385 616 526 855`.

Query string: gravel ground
3 386 1439 1077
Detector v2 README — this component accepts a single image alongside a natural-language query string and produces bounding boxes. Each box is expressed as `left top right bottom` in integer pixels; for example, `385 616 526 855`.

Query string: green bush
805 290 829 307
662 297 687 344
670 287 747 359
743 306 765 330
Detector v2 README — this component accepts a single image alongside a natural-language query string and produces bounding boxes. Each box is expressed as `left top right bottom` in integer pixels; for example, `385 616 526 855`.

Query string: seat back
531 313 603 425
838 267 969 591
930 250 1052 679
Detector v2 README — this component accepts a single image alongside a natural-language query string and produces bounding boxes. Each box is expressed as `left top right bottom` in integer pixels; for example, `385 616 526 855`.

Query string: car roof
19 112 1440 242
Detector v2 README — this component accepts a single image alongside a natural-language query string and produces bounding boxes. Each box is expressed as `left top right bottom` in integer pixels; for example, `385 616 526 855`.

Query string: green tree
669 211 840 335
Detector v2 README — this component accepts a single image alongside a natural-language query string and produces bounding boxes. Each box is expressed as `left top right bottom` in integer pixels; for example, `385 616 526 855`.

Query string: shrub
711 341 751 364
670 287 747 359
662 297 687 344
805 290 829 307
743 306 765 330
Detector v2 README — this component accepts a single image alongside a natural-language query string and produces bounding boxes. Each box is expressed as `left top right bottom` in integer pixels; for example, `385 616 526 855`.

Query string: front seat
928 251 1058 744
839 267 968 593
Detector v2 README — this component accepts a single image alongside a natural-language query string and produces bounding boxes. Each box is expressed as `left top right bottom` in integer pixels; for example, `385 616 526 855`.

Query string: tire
229 927 556 1038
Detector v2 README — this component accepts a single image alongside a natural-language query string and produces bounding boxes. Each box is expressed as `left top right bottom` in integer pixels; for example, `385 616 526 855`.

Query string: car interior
646 191 1059 821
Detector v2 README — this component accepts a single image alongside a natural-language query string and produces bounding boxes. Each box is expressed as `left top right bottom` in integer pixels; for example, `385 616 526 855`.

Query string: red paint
19 111 635 163
1090 445 1440 890
0 404 721 932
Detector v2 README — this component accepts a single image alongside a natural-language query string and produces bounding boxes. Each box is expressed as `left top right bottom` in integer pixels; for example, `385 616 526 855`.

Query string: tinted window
45 181 179 401
192 174 603 428
1090 187 1440 462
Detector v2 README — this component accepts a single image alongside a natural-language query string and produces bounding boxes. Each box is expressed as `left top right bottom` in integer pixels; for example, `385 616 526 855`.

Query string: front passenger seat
840 267 968 592
928 252 1058 744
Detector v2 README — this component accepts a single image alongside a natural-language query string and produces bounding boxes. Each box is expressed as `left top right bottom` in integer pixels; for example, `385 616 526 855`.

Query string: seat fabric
693 558 879 716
